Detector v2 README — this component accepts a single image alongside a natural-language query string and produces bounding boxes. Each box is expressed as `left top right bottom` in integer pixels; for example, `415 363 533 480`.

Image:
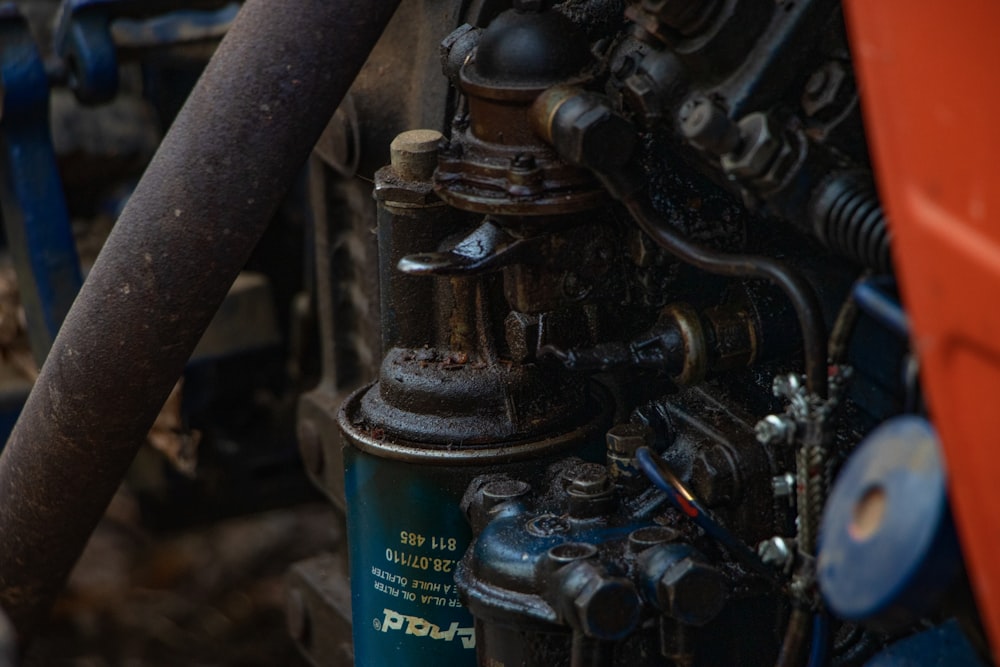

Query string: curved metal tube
0 0 400 643
623 194 829 398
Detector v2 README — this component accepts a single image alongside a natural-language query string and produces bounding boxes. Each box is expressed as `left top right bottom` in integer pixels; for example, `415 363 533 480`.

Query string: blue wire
807 613 830 667
635 447 777 582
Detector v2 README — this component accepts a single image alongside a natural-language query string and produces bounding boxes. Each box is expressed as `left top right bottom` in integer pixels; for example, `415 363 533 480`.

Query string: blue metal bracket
0 4 84 366
54 0 240 104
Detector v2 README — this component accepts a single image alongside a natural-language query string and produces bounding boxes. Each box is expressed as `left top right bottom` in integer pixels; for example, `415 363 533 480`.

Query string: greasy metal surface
434 8 604 216
0 0 401 642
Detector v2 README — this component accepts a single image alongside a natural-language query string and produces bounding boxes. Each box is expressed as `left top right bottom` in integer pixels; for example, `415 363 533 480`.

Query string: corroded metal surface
0 0 400 643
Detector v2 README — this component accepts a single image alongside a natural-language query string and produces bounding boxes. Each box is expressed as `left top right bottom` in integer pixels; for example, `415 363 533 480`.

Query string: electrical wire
635 446 778 583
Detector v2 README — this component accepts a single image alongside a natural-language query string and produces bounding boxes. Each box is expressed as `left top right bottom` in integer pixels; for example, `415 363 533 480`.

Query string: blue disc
818 416 960 631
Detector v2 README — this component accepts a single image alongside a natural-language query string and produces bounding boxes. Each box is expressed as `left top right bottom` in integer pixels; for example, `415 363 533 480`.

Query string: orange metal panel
843 0 1000 657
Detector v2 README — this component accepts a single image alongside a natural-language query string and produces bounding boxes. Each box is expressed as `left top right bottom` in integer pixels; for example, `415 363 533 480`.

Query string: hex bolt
801 61 848 117
772 472 796 499
758 536 795 572
606 423 653 456
720 112 791 185
568 463 612 498
556 560 641 640
389 129 444 182
755 414 796 445
641 546 727 626
679 97 740 156
297 419 324 477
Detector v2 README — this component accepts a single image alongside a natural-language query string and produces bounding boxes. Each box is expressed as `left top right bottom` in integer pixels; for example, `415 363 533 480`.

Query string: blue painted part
344 447 478 667
863 619 985 667
853 278 909 339
54 0 239 104
817 416 961 632
0 6 84 364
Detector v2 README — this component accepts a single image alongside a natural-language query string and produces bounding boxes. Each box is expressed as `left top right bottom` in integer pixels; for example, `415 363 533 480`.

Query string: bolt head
755 414 796 445
658 557 727 626
802 61 847 117
574 575 641 640
568 463 611 497
568 106 637 170
721 113 782 180
772 472 796 498
758 536 794 572
606 423 652 456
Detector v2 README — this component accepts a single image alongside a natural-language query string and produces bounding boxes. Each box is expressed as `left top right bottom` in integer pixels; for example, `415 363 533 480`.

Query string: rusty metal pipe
0 0 400 642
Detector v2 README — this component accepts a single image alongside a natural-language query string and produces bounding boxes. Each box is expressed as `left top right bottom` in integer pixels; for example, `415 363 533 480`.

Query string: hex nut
802 61 847 117
721 113 782 181
568 463 612 498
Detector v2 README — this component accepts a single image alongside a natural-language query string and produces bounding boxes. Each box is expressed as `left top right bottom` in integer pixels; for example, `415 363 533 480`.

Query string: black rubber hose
811 172 892 274
623 194 829 398
0 0 400 643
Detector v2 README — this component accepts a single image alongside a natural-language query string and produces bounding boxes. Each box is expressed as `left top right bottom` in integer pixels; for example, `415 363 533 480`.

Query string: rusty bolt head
657 556 727 626
606 423 652 456
721 112 784 181
568 463 612 498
